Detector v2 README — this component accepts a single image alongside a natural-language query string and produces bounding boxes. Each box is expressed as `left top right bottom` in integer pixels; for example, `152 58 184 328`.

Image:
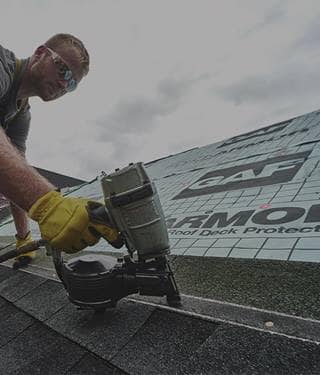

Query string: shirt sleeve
0 60 11 101
6 105 31 155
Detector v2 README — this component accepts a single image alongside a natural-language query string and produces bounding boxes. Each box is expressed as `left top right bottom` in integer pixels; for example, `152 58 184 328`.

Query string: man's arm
0 126 123 253
0 127 54 210
6 107 34 237
10 201 29 238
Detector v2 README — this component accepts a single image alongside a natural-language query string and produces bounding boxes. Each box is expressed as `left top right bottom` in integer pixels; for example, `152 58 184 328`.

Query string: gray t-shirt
0 44 30 154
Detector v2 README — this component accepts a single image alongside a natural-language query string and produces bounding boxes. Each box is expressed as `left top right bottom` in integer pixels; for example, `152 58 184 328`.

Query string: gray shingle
180 324 320 375
67 353 126 375
0 271 47 302
15 280 69 321
46 299 156 361
0 322 85 374
0 301 35 347
111 309 218 375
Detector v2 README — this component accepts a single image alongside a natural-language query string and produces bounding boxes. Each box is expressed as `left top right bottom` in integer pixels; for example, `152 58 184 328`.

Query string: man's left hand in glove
13 231 36 269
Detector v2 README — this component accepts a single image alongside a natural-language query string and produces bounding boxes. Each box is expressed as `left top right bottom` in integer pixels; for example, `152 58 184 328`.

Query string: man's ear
33 45 47 59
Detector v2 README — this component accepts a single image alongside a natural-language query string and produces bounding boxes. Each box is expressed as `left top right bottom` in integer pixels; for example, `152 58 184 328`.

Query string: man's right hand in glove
28 191 124 253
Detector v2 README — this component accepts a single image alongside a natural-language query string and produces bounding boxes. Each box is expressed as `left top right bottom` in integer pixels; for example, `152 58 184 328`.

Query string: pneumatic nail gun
0 162 181 312
54 162 181 311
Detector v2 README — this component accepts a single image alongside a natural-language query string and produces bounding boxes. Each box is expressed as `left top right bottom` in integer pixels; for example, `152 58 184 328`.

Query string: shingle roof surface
1 264 320 375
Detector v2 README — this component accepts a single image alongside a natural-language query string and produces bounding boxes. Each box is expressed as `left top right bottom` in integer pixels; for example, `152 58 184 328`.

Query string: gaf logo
173 151 310 199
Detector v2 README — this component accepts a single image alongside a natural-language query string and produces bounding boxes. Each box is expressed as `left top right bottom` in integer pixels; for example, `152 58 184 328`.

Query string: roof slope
1 264 320 375
2 110 320 373
35 167 87 188
2 108 320 263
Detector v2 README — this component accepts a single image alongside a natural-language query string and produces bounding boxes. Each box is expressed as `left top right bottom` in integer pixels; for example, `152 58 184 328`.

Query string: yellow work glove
28 191 124 254
14 231 36 266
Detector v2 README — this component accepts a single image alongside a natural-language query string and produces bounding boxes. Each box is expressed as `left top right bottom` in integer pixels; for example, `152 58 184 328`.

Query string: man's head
28 33 90 101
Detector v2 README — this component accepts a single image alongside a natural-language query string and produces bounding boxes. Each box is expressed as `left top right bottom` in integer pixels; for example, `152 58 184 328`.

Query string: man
0 34 123 268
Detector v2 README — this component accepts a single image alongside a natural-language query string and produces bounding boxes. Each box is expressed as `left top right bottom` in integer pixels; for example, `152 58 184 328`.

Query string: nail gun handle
87 202 125 249
87 202 114 227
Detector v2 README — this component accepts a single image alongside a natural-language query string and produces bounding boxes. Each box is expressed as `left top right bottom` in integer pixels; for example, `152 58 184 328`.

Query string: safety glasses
45 46 78 92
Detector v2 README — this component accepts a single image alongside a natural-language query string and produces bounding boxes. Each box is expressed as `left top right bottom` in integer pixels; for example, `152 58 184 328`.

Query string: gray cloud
242 4 286 37
75 75 206 176
212 62 320 105
95 75 205 137
292 16 320 51
12 1 320 182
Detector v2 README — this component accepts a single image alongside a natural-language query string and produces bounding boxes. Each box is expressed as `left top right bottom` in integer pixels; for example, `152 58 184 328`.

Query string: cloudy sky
2 0 320 180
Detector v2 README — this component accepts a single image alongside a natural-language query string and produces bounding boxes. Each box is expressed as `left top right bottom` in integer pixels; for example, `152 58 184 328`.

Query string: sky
2 0 320 180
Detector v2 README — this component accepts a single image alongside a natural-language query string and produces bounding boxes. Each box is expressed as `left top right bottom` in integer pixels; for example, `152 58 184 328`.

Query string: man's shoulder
0 44 16 76
0 44 16 101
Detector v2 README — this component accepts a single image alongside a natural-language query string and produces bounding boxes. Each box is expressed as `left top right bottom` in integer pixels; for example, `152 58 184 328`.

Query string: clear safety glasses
46 46 78 92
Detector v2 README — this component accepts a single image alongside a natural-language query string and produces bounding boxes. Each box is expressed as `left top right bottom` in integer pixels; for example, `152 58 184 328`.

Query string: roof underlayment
1 109 320 373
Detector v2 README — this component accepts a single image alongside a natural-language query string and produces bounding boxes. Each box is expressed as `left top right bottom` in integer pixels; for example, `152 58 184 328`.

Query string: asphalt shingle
111 309 219 375
0 301 35 347
181 324 320 375
0 321 85 375
0 271 46 302
15 279 69 321
46 299 156 361
66 353 126 375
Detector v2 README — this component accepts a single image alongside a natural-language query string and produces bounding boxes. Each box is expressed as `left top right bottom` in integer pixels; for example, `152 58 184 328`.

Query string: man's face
30 44 83 102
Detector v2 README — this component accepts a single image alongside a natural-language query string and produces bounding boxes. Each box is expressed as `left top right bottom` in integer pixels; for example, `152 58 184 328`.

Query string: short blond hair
44 33 90 76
